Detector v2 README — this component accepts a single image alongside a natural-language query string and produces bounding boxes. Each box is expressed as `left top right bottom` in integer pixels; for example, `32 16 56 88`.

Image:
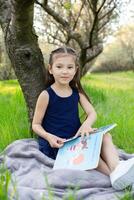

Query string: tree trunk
0 0 46 134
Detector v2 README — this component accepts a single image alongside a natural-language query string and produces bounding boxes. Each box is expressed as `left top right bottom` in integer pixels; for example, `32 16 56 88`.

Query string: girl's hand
75 124 97 140
47 133 66 148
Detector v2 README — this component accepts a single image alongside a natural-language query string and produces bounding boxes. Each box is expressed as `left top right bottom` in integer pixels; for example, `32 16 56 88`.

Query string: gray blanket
0 139 134 200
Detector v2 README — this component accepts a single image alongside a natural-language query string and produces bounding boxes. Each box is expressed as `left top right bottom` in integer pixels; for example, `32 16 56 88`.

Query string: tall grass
0 80 30 151
82 71 134 153
0 161 18 200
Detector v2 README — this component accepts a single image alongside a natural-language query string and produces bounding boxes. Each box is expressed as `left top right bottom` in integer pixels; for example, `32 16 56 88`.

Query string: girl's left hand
75 125 97 140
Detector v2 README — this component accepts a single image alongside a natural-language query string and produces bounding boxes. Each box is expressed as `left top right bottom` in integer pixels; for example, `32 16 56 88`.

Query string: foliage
91 24 134 72
35 0 123 74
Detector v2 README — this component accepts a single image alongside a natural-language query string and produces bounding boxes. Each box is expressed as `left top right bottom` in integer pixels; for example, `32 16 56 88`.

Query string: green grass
0 160 18 200
0 72 134 152
0 80 30 151
82 71 134 153
0 71 134 200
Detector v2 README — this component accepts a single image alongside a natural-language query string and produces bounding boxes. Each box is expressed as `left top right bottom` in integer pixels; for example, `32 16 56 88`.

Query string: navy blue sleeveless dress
38 86 81 159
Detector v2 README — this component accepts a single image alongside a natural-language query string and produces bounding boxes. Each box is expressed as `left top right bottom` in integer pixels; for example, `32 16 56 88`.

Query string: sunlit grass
0 72 134 153
0 80 30 151
0 80 20 94
83 71 134 91
82 71 134 153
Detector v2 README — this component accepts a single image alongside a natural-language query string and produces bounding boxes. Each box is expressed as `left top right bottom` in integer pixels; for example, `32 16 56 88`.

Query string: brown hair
46 46 91 103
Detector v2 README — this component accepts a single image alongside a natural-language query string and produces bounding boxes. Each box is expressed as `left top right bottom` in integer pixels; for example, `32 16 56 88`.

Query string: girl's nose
62 69 68 73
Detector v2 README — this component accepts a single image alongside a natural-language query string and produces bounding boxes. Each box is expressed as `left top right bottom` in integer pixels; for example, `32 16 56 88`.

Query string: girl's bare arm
32 91 50 140
32 91 65 147
75 93 97 137
79 92 97 127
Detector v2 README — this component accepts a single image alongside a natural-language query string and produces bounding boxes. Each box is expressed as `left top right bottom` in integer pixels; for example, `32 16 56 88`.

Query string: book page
53 123 117 170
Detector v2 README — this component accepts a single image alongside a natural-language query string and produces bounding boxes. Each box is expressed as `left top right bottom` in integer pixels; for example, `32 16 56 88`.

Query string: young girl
32 46 134 191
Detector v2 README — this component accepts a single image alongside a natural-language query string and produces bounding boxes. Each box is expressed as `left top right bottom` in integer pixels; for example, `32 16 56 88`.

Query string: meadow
0 71 134 153
0 71 134 200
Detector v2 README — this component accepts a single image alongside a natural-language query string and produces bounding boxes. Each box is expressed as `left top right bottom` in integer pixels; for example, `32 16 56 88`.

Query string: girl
32 46 134 191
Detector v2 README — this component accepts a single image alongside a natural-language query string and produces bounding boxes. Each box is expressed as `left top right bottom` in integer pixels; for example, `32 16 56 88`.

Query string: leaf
63 2 72 10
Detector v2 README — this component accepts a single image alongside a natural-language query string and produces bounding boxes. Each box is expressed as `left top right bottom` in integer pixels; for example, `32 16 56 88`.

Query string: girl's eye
68 66 74 69
56 66 62 68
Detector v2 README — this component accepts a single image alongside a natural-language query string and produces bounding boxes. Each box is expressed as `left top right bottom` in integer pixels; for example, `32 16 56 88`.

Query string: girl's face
48 53 78 86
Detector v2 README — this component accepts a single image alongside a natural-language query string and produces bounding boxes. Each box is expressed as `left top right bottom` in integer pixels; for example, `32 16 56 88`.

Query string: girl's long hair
45 46 91 103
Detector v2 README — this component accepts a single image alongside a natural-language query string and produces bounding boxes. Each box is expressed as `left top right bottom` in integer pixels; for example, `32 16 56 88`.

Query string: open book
53 123 117 170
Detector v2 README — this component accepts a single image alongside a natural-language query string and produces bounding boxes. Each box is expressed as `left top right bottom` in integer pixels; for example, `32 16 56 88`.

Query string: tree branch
98 19 109 33
43 0 48 6
85 1 100 48
97 0 107 14
0 0 11 32
85 44 103 63
73 0 86 30
47 16 67 38
89 12 98 47
36 0 84 48
99 0 115 17
46 30 65 44
99 4 116 21
35 0 69 29
87 0 93 12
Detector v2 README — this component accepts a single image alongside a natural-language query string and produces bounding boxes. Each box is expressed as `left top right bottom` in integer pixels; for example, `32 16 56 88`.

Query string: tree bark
0 0 46 134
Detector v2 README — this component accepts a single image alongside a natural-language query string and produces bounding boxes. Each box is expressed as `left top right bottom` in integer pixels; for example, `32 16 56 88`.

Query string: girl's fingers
93 128 97 131
54 141 64 148
57 137 66 144
86 132 89 137
91 128 98 133
81 132 87 140
60 138 66 143
52 142 60 148
75 131 81 137
58 143 64 148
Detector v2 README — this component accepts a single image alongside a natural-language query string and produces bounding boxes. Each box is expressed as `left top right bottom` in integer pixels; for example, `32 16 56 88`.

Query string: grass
0 80 30 151
0 162 11 200
1 72 134 152
0 161 18 200
81 71 134 153
0 71 134 199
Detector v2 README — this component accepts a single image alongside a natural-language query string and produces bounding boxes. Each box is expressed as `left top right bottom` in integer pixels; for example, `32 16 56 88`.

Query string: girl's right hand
47 133 66 148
